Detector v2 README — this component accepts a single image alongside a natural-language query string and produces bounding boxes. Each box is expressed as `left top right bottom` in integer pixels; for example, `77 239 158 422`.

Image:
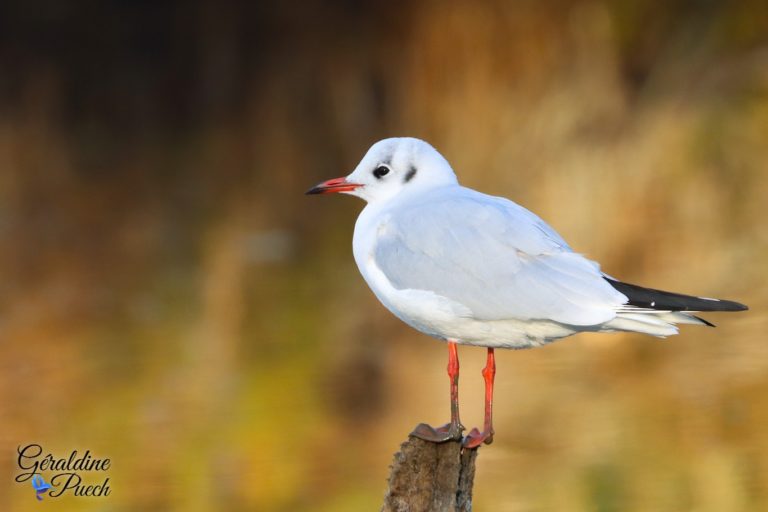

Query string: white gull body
340 137 718 349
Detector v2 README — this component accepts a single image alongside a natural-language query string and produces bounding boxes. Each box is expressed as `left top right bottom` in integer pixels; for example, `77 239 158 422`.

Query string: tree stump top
382 436 478 512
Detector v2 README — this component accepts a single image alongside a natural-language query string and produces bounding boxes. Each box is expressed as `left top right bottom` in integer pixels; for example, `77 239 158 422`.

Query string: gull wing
373 187 627 326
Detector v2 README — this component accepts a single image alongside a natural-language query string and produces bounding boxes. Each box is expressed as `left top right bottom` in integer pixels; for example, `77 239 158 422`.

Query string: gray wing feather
374 188 626 326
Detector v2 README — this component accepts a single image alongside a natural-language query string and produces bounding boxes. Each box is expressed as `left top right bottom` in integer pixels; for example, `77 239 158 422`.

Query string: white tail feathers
603 310 710 337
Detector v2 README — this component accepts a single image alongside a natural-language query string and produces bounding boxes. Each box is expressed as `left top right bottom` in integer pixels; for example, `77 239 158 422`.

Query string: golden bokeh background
1 1 767 510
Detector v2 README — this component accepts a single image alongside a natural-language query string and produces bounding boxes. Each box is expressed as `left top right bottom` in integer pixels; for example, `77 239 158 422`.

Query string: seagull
306 137 747 448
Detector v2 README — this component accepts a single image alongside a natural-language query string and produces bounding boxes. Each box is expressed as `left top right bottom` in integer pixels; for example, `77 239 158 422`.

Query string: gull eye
373 165 390 179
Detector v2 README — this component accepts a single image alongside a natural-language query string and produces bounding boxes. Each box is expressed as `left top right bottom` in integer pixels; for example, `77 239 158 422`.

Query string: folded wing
374 188 627 326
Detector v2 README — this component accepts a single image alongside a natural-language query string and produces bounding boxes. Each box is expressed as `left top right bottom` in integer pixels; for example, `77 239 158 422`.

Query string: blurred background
0 1 766 510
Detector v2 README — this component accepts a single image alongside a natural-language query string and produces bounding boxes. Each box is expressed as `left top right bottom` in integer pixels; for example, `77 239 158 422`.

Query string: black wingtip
694 315 716 327
728 301 749 311
699 298 748 312
605 278 748 313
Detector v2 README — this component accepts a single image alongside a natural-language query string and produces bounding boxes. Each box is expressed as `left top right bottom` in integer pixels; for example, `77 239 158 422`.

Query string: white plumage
309 137 739 349
306 136 746 447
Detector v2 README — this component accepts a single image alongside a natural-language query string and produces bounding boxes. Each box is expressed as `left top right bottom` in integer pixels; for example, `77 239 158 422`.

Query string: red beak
305 176 363 195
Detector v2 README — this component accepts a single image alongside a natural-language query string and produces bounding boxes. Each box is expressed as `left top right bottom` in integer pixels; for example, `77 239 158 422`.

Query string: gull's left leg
463 347 496 448
410 341 465 442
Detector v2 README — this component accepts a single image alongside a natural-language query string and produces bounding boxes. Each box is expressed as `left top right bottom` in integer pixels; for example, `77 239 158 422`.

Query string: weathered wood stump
381 436 478 512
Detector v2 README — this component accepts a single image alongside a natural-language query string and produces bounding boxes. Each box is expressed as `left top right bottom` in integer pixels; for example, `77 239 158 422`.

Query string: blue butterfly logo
31 475 51 501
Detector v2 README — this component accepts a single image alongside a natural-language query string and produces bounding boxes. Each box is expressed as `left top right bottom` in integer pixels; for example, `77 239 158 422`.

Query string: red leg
447 341 461 428
463 348 496 448
410 341 465 442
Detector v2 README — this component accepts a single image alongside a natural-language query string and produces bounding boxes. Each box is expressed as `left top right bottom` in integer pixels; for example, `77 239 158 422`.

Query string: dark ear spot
404 166 417 183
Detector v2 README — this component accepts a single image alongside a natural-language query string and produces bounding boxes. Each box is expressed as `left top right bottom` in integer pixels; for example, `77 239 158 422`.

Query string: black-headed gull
307 137 747 448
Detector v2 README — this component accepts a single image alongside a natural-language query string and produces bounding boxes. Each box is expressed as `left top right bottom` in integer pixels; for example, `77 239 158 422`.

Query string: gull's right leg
463 347 496 448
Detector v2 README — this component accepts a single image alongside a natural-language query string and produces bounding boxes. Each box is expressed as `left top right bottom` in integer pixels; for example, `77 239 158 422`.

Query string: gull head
306 137 459 203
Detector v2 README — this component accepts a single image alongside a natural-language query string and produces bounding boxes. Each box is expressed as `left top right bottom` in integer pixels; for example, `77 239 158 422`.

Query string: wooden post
381 436 478 512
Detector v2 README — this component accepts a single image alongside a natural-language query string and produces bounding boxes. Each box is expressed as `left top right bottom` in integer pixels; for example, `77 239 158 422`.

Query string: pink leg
463 348 496 448
410 341 465 442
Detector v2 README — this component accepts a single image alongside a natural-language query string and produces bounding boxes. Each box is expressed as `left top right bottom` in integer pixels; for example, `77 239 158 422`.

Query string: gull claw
410 422 465 443
462 427 494 449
